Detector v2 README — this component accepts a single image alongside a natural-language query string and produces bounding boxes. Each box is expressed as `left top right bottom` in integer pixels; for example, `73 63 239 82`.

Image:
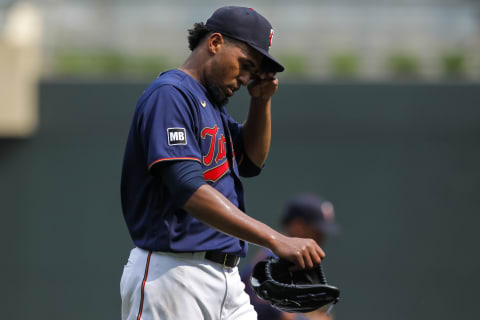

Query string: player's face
205 37 263 106
285 219 327 247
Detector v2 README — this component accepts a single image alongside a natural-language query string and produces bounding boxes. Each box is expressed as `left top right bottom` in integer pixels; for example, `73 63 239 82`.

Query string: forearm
242 97 272 167
184 184 326 269
184 184 280 249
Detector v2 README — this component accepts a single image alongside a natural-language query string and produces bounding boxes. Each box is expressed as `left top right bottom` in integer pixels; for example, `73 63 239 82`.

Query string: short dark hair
187 22 244 51
188 22 211 51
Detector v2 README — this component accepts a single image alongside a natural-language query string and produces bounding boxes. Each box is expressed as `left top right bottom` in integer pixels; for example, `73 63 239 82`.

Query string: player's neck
179 54 206 87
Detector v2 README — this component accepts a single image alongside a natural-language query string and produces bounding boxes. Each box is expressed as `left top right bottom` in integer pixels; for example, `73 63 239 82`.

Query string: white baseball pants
120 247 257 320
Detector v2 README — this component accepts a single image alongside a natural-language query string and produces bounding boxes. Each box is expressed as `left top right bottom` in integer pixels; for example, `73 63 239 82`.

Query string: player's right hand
247 72 278 100
270 234 325 270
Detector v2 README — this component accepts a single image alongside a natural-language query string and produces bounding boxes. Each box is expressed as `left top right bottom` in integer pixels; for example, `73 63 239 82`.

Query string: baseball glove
250 257 340 313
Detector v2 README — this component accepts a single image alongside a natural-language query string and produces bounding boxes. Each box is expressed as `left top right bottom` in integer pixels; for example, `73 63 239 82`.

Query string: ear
207 33 225 54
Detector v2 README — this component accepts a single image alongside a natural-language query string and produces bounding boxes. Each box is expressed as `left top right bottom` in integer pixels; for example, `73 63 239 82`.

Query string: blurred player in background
241 194 340 320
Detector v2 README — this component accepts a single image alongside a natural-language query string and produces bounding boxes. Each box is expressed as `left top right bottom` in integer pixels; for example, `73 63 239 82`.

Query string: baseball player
120 7 326 320
241 194 340 320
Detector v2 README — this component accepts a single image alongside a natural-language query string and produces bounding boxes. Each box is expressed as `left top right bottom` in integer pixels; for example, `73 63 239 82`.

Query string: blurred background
0 0 479 319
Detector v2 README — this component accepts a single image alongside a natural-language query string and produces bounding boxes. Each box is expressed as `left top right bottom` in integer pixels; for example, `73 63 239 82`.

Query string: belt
204 251 240 268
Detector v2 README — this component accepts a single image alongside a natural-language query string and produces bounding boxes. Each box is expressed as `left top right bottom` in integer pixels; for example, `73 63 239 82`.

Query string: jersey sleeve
137 85 202 170
223 112 262 178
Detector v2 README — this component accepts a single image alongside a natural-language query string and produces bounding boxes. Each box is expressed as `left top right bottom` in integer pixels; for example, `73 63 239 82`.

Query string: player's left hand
247 72 278 100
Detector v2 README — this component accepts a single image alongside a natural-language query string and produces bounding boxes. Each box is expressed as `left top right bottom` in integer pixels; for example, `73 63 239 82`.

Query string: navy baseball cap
281 194 340 235
205 6 285 73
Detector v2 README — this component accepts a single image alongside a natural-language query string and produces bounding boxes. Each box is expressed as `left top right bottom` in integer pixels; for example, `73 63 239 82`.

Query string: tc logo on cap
269 29 274 47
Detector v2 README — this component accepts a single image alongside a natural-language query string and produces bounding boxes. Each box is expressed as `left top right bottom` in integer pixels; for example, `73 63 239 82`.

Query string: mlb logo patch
167 128 187 146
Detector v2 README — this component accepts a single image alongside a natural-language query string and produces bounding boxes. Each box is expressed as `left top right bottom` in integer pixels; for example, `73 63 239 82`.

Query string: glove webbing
318 263 328 285
318 263 339 315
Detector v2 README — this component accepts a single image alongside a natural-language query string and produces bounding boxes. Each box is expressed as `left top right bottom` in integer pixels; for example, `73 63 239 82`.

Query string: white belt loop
192 251 207 260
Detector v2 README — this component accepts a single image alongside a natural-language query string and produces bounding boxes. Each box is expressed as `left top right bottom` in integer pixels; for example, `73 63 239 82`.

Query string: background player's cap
281 194 340 235
205 6 285 73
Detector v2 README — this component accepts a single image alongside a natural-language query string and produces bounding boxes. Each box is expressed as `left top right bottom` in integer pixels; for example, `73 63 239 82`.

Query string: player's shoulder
139 69 203 105
134 71 187 110
145 70 188 96
154 69 188 88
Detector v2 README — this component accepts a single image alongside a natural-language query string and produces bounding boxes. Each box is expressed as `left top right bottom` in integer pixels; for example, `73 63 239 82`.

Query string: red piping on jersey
203 160 229 182
137 251 152 320
148 157 201 170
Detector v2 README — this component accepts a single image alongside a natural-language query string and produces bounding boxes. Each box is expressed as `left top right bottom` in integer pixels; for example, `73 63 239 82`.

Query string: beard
205 79 229 107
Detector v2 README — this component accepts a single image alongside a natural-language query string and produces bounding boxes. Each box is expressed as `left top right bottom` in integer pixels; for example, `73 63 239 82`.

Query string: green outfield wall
1 80 479 319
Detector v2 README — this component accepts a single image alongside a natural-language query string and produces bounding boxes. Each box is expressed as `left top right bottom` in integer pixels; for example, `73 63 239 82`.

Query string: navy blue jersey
121 69 253 256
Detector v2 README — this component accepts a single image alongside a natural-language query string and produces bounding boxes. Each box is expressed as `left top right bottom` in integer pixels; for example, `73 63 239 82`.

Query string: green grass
54 50 172 77
387 52 420 78
329 52 360 78
441 52 466 77
277 54 308 76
